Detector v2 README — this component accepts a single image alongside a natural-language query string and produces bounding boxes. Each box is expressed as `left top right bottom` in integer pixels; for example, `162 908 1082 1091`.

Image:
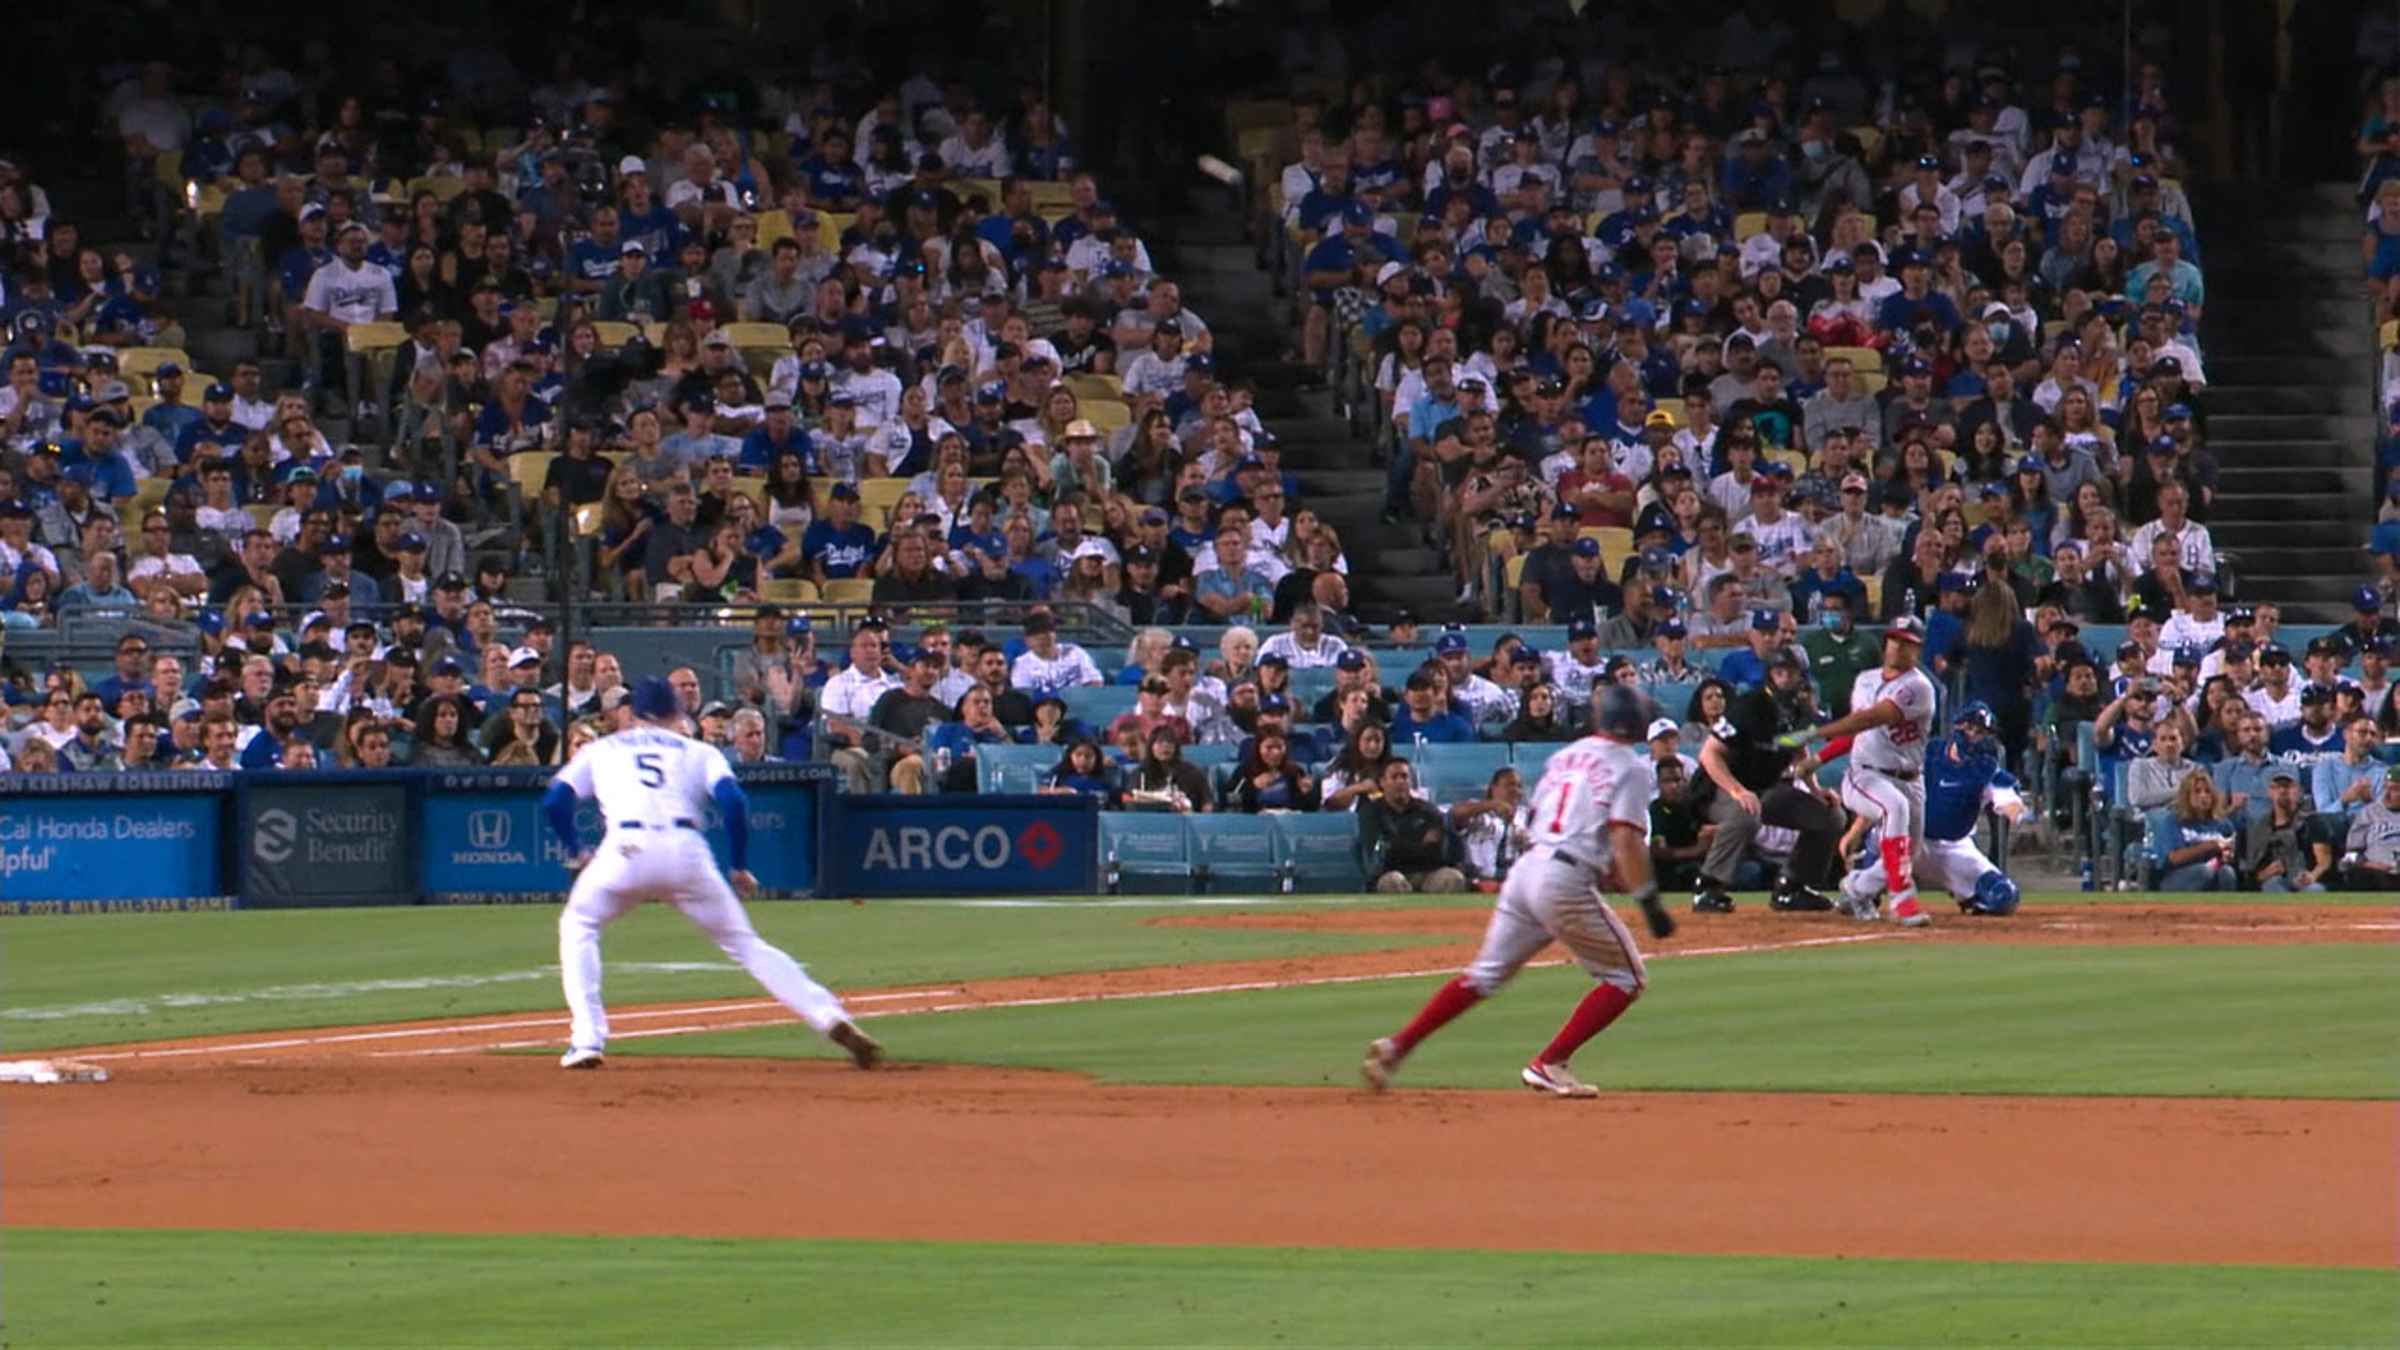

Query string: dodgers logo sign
827 796 1097 897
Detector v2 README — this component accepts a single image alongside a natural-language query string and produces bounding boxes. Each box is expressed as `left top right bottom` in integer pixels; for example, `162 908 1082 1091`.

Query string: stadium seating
1187 814 1282 893
1272 813 1369 892
1100 811 1199 894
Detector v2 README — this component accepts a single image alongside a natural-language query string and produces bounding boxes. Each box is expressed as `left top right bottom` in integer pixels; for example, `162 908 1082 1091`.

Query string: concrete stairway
2191 181 2379 623
1148 199 1462 621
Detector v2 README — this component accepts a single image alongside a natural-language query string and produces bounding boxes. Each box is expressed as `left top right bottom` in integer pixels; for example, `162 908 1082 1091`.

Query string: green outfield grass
5 890 2386 1056
8 1229 2391 1348
624 943 2400 1099
0 897 1459 1050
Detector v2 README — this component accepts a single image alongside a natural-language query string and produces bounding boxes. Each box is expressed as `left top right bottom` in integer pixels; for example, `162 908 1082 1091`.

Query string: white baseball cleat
1520 1060 1600 1098
1360 1037 1403 1092
1891 895 1932 928
559 1047 605 1070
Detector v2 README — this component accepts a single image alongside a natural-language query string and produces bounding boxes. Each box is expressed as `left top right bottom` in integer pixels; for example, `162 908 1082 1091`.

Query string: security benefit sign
823 795 1097 897
240 780 412 907
0 777 226 910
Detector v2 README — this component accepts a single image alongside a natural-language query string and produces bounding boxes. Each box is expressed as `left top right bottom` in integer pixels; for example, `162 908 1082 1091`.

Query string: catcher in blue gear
1849 701 2026 916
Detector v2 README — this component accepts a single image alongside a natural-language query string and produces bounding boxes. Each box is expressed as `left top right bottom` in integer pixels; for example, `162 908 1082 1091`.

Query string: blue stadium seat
1815 753 1847 791
1187 814 1282 893
977 743 1056 794
1272 813 1369 892
1100 812 1199 894
1410 742 1511 804
1286 666 1338 708
1511 741 1567 782
1182 742 1240 770
1644 680 1701 723
1061 685 1138 725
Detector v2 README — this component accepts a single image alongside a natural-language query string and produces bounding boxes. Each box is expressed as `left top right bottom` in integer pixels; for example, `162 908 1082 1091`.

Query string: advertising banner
237 777 414 908
821 794 1098 898
418 765 827 902
0 775 229 913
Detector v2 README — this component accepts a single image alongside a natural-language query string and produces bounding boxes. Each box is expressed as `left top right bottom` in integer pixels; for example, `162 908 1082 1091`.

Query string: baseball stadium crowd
13 17 2400 895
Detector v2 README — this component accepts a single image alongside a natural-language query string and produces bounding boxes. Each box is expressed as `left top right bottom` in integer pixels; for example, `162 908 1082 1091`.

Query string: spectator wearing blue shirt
142 363 203 444
2270 686 2343 762
1922 573 1974 672
1389 356 1463 520
800 484 879 582
1875 252 1964 336
61 414 140 501
272 205 333 322
1719 131 1794 210
795 130 865 210
175 382 248 466
2312 716 2386 822
1292 159 1359 239
564 206 624 294
2147 772 2240 891
740 395 814 472
1716 610 1785 691
1389 669 1476 745
1299 202 1400 373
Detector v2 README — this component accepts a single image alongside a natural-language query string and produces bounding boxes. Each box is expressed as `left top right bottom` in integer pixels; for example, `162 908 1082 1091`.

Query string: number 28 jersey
1524 736 1654 853
1847 667 1937 773
551 726 734 827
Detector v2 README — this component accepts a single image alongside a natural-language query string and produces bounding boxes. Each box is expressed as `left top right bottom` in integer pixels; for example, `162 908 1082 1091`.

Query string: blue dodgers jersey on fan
1921 734 2015 843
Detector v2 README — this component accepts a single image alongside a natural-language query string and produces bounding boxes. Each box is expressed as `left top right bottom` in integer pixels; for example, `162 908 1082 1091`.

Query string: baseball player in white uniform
545 677 882 1071
1362 685 1677 1098
1780 615 1939 927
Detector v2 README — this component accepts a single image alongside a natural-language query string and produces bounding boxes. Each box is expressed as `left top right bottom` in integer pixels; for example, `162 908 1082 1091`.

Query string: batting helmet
1593 684 1654 742
628 676 680 722
1964 869 2020 916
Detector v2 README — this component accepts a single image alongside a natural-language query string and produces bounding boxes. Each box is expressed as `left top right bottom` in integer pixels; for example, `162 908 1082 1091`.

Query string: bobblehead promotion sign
0 774 229 912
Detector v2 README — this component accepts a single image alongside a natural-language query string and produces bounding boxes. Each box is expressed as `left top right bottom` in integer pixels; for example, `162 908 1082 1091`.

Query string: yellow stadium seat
720 322 788 351
1083 399 1131 433
761 578 819 603
2383 320 2398 353
413 175 467 203
1064 373 1123 402
508 451 557 498
1504 553 1528 591
819 213 852 255
821 578 875 605
1026 181 1077 214
858 478 911 526
1862 573 1884 613
1577 526 1635 578
1764 448 1808 476
954 177 1003 206
1847 125 1884 163
118 347 193 378
344 322 406 356
118 477 174 531
1733 212 1767 242
1822 345 1882 373
755 208 798 249
641 322 668 346
168 373 212 405
590 321 639 348
244 503 277 531
1856 371 1888 396
1658 402 1687 429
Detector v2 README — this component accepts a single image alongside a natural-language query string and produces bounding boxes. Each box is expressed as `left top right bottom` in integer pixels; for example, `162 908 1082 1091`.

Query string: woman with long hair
763 448 817 532
2056 387 2116 465
1127 726 1213 812
1041 738 1120 804
596 464 656 592
1501 683 1573 742
1961 573 2039 767
1682 677 1733 752
2148 771 2239 892
412 694 483 767
1118 409 1181 506
2008 456 2056 548
1320 719 1395 810
1230 728 1319 812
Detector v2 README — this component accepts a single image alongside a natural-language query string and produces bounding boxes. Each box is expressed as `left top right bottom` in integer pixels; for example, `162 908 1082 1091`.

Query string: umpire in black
1687 650 1843 913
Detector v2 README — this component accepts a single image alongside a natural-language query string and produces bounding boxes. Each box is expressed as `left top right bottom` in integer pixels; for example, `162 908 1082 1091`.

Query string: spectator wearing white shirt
830 325 904 428
821 626 903 792
1257 603 1350 668
1895 155 1962 237
2158 577 2228 652
1010 612 1104 695
299 222 398 418
2127 483 2215 577
1117 320 1189 400
938 111 1014 178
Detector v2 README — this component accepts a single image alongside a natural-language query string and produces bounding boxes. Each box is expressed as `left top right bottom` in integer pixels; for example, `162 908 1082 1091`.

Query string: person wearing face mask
1800 588 1879 717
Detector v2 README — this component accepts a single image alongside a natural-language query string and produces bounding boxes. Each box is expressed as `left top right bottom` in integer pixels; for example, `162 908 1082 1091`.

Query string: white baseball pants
559 827 850 1055
1838 766 1928 908
1463 849 1648 996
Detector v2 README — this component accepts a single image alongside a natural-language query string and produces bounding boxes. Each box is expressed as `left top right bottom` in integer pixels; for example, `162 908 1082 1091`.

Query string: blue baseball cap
1572 537 1601 558
1567 618 1599 641
628 676 680 721
1435 633 1469 654
2358 585 2384 613
1749 609 1780 632
1659 618 1688 639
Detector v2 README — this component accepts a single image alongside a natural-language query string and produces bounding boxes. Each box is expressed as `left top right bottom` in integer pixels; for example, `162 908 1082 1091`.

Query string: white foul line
73 989 956 1063
367 931 1901 1060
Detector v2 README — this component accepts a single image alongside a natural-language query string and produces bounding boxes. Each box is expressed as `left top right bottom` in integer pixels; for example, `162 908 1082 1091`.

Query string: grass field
5 892 2393 1348
11 1230 2395 1348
